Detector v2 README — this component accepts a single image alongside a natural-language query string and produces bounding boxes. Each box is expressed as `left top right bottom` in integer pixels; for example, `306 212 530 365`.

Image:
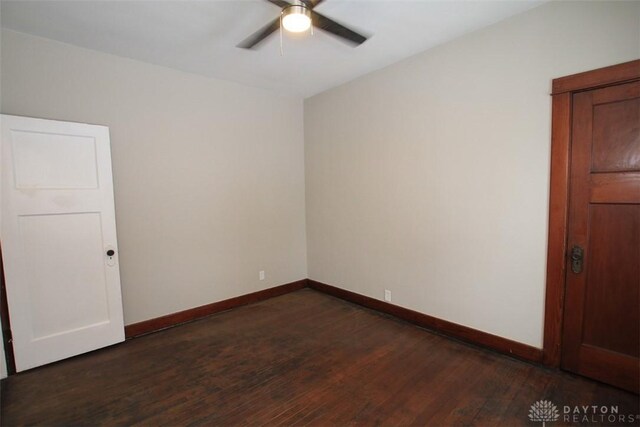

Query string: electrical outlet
259 270 265 281
384 289 392 302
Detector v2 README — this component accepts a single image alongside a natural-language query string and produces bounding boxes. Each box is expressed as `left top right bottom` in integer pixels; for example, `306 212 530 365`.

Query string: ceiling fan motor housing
282 4 312 33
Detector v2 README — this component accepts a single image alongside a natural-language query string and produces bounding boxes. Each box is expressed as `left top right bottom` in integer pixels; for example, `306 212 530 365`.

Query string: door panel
561 81 640 393
19 213 111 339
581 205 639 357
591 97 640 172
11 130 99 189
1 115 125 372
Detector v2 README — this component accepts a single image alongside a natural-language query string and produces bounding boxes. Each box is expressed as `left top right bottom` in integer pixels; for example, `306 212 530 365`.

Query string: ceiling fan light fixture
282 5 312 33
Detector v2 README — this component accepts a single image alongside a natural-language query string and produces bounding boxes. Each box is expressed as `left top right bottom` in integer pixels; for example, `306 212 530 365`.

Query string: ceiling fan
238 0 368 49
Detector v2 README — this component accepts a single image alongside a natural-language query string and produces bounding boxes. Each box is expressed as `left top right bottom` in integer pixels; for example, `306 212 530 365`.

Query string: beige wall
1 29 307 325
304 1 640 347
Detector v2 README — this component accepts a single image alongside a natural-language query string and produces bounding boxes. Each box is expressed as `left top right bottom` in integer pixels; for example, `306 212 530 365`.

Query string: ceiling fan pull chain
279 12 284 56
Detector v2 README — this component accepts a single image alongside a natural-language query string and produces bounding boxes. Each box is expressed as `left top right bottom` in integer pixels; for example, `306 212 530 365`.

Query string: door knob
570 245 584 274
106 249 115 257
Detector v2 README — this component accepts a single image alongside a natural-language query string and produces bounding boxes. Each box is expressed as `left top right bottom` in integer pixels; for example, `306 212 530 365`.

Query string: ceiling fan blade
265 0 291 8
311 11 367 46
304 0 324 8
238 17 280 49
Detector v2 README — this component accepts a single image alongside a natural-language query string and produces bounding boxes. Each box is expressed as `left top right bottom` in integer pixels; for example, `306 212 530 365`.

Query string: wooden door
561 81 640 393
1 115 125 372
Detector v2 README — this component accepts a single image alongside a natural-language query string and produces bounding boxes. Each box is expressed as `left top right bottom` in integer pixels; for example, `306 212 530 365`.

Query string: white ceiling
1 0 544 98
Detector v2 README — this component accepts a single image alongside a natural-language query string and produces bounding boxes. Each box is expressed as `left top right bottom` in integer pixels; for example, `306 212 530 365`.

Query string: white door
1 115 124 372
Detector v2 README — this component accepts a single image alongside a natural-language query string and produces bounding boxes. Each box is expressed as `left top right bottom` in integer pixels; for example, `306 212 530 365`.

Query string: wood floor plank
1 289 637 426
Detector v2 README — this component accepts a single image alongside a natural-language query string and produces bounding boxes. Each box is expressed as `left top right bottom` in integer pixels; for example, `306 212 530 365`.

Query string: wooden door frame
543 59 640 367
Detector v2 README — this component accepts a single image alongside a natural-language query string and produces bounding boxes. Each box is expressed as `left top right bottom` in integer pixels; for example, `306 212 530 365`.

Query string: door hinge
3 329 12 344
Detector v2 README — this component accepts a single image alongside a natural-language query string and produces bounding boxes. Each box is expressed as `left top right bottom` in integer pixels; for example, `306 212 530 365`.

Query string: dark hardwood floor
1 289 638 426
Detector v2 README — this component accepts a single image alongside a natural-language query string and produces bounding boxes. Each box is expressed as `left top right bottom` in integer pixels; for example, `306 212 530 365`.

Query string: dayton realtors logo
529 400 560 426
562 404 639 424
529 400 640 425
